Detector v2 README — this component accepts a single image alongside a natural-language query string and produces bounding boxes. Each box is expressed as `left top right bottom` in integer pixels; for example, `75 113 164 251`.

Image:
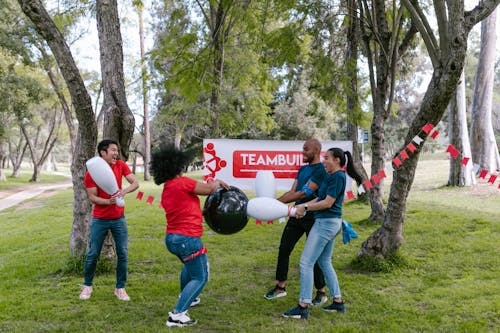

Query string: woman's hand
295 204 306 218
214 179 230 190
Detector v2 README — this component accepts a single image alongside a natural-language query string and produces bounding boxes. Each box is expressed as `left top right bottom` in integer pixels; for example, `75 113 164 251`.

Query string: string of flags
133 122 497 218
343 122 500 200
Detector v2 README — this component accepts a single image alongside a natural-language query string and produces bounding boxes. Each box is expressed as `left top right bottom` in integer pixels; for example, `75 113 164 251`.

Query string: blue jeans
165 234 209 313
83 216 128 288
299 217 342 304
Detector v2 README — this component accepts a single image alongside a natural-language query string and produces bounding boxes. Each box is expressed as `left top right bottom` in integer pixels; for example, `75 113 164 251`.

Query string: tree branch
464 0 500 32
401 0 439 66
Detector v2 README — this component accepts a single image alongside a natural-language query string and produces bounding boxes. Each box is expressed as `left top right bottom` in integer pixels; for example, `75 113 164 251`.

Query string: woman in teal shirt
282 147 361 319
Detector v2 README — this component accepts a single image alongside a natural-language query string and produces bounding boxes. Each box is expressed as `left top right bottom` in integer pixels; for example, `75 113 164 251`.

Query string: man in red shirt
79 139 139 301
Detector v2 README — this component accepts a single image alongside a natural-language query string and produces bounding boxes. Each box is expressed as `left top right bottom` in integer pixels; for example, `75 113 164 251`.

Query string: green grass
0 171 70 190
0 160 499 332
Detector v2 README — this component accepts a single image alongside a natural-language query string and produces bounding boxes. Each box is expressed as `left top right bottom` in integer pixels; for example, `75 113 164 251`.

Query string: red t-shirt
84 159 132 220
161 176 203 237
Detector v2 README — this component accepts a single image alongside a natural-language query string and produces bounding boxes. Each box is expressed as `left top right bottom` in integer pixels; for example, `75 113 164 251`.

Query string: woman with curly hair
150 145 229 328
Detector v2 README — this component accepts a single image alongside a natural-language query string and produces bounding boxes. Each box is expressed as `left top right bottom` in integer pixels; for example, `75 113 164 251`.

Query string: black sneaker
282 304 309 319
264 285 287 300
312 290 328 306
166 311 197 327
322 300 346 313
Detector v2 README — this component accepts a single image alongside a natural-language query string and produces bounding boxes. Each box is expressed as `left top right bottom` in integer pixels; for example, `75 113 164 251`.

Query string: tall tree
21 104 63 182
95 0 136 260
359 0 499 258
96 0 135 160
133 0 151 181
470 8 500 173
17 0 98 256
358 0 418 222
344 0 369 188
448 70 475 186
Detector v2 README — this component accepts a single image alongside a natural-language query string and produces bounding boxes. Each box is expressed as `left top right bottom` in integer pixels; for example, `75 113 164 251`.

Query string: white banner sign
202 139 353 192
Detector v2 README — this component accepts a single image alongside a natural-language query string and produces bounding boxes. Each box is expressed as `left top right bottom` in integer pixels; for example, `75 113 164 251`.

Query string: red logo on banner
232 150 303 178
203 142 228 181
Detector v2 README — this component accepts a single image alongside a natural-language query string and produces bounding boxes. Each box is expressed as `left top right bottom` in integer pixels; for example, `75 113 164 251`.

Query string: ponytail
328 148 363 184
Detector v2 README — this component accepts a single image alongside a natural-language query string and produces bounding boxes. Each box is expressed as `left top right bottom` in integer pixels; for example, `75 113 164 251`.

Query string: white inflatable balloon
86 157 125 207
246 197 296 221
255 170 276 198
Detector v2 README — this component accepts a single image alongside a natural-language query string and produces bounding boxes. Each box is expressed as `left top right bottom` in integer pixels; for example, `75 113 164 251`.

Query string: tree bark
359 0 500 258
96 0 136 260
345 0 369 189
136 2 151 181
470 8 500 173
18 0 97 257
448 71 475 186
96 0 135 161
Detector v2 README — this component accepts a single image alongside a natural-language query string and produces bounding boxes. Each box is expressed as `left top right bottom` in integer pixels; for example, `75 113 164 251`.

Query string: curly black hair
150 144 194 185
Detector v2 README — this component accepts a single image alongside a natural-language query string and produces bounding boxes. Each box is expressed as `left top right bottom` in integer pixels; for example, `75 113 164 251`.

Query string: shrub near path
0 159 499 332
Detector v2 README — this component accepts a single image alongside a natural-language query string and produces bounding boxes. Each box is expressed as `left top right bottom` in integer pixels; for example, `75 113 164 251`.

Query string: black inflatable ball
203 186 249 235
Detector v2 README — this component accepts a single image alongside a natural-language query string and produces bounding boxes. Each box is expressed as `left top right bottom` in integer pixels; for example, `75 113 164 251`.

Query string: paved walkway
0 182 72 211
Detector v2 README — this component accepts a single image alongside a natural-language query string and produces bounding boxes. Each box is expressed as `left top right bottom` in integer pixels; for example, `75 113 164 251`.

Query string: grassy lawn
0 158 499 332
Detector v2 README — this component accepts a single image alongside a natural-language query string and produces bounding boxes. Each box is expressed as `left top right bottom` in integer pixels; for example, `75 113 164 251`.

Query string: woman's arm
194 179 230 196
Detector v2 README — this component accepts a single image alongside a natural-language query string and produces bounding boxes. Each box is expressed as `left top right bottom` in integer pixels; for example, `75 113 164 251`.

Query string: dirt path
0 181 73 211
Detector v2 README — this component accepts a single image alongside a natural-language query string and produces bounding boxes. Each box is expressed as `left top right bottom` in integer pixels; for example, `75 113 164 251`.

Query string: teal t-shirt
295 163 327 204
314 170 346 219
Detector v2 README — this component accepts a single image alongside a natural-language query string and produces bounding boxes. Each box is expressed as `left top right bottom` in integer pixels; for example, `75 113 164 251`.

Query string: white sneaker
190 297 201 307
114 288 130 301
166 311 197 327
79 286 92 300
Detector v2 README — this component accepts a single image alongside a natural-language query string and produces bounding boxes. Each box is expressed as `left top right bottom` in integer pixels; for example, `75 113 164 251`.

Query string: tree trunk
18 0 98 257
470 8 500 173
96 0 136 260
209 1 226 136
137 3 151 181
96 0 135 161
448 71 475 186
360 0 499 258
344 0 368 190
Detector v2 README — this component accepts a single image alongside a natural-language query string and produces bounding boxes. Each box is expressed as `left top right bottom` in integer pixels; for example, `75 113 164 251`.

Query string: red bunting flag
363 179 373 190
255 220 262 225
430 130 439 139
400 150 410 160
446 144 457 153
445 145 460 159
406 142 417 153
461 157 470 166
136 191 144 200
371 175 380 184
267 220 274 224
422 123 434 134
378 169 387 179
346 191 355 200
392 157 403 168
487 175 497 184
146 195 154 205
479 169 488 179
